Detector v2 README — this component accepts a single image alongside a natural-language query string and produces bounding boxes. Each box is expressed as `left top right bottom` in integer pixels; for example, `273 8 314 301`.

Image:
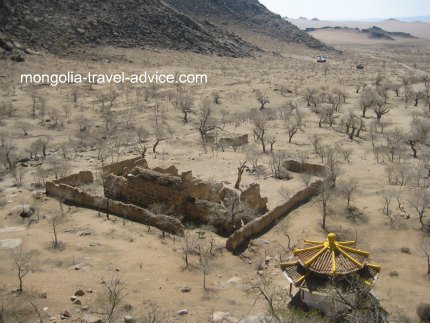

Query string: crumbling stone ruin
46 157 328 251
104 161 268 235
282 160 327 177
46 157 268 237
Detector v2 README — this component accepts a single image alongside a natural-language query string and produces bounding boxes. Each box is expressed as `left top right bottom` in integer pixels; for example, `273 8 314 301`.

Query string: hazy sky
258 0 430 20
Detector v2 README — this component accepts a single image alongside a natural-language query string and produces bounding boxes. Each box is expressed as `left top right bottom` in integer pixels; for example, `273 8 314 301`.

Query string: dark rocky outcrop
0 0 255 57
164 0 331 50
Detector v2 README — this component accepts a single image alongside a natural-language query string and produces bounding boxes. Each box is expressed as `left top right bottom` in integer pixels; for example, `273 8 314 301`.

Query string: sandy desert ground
1 24 430 323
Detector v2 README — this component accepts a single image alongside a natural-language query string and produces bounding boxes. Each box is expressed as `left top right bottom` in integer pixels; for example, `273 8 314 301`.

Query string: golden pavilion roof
281 233 380 292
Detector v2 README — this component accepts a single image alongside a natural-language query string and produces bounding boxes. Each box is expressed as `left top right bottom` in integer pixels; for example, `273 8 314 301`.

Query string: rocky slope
0 0 255 57
164 0 331 50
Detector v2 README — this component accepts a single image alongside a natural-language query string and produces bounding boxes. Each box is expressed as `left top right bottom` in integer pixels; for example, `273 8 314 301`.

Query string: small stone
176 309 188 315
82 314 104 323
70 296 78 302
180 287 191 293
74 288 85 296
81 305 90 311
39 291 48 298
124 315 134 323
60 310 71 318
76 230 91 237
257 270 264 276
73 298 82 305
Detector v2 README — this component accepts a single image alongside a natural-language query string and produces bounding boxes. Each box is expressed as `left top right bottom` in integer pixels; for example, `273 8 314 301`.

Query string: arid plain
1 22 430 322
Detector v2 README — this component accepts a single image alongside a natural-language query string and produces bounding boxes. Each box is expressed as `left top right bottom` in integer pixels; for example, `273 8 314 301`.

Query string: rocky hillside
0 0 255 57
164 0 331 50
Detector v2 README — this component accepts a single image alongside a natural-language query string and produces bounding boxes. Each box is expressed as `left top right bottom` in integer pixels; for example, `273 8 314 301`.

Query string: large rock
12 205 35 218
212 312 238 323
82 314 104 323
222 277 243 289
10 54 25 62
239 314 272 323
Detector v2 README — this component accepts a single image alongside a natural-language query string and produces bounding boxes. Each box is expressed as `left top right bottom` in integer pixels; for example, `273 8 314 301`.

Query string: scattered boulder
60 310 71 318
124 315 135 323
10 54 25 62
14 205 35 218
82 314 104 323
24 48 41 55
74 288 85 296
76 230 91 237
239 314 272 323
73 298 82 305
180 286 191 293
176 309 188 315
76 28 86 35
222 277 243 289
0 37 13 51
81 305 90 311
38 291 47 298
212 312 238 323
356 64 364 70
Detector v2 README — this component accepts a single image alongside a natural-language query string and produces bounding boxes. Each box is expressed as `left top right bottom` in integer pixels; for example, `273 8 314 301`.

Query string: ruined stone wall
283 160 327 177
226 180 325 251
46 181 184 236
53 171 93 186
219 134 248 148
103 157 148 176
104 166 267 235
105 168 188 211
205 133 248 148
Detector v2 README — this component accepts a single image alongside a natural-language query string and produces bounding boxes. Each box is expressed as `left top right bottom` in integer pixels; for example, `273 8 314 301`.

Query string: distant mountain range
287 16 430 23
363 16 430 23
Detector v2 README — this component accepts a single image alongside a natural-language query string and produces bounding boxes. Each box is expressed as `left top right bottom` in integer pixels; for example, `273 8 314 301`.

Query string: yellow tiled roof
292 233 380 275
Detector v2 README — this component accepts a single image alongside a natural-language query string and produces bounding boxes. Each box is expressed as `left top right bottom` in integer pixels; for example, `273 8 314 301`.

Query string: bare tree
16 121 31 136
373 99 390 122
252 115 268 153
420 237 430 275
338 178 359 209
325 147 342 186
198 100 218 150
284 109 301 143
308 134 322 155
100 272 127 322
303 87 319 107
409 189 430 231
256 90 269 110
177 92 193 123
315 182 332 230
181 232 197 269
359 88 377 118
152 126 167 154
12 245 32 292
245 147 260 172
212 92 221 104
235 161 247 189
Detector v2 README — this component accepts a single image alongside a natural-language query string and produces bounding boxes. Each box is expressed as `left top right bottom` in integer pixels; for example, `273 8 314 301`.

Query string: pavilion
281 233 381 312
